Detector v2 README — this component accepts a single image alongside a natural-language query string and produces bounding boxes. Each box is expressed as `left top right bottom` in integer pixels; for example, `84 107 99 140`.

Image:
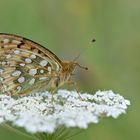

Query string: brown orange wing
0 33 63 95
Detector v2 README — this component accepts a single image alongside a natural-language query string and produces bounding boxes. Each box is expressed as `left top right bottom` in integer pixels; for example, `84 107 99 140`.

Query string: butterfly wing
0 33 63 95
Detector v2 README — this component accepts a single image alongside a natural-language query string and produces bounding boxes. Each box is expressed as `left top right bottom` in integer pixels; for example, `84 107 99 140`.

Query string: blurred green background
0 0 139 140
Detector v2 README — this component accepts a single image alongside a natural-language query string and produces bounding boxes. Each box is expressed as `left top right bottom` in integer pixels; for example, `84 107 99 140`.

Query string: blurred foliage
0 0 139 140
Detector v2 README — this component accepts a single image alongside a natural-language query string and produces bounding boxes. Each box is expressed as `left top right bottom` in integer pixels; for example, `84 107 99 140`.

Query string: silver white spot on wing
40 70 44 73
12 40 21 44
18 76 25 83
25 58 32 63
48 66 51 72
17 86 22 92
29 69 37 76
5 54 12 59
3 39 9 43
0 77 4 81
48 66 51 74
55 62 60 71
14 50 20 54
0 69 4 74
29 78 35 85
11 70 21 77
39 77 48 80
0 61 6 65
19 63 25 67
30 54 36 59
40 60 48 67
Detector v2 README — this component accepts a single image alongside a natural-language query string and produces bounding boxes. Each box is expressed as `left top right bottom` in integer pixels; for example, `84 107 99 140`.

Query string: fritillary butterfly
0 33 87 96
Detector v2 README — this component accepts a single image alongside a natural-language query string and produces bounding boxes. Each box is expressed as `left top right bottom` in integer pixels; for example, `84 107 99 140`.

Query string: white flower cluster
0 90 130 133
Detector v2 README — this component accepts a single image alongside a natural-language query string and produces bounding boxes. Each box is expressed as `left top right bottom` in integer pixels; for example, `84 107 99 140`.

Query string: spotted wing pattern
0 33 63 95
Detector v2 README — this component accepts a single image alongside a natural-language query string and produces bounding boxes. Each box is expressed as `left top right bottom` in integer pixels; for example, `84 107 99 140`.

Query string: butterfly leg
48 76 60 102
66 80 76 86
5 91 12 96
76 89 84 100
49 87 57 103
66 80 83 100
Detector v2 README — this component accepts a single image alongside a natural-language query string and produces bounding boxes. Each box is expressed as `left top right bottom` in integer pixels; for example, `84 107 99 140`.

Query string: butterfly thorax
49 61 77 92
60 61 76 82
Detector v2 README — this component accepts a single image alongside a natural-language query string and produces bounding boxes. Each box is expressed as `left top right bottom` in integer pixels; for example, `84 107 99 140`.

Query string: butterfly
0 33 87 96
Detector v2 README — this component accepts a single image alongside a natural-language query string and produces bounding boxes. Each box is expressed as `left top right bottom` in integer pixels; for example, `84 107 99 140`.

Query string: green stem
1 123 38 140
1 124 83 140
35 127 83 140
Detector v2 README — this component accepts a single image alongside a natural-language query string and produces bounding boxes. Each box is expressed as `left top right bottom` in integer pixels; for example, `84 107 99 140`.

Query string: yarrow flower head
0 90 130 134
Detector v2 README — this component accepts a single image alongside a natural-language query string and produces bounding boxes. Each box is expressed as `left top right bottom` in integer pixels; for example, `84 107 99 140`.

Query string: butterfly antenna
73 38 96 62
75 63 88 70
